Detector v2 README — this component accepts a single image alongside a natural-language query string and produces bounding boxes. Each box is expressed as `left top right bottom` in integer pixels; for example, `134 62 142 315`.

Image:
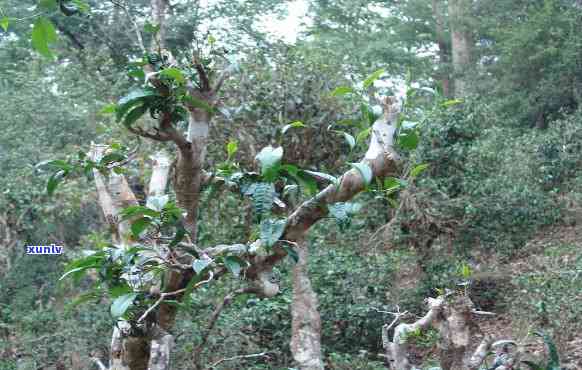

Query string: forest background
1 0 582 369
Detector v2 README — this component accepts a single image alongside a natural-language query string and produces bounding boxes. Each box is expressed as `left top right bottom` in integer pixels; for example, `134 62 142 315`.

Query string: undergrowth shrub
413 102 582 256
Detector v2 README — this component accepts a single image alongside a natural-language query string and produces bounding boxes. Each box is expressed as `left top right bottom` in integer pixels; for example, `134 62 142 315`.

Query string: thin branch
208 352 272 369
212 68 232 95
104 144 141 169
192 288 251 367
193 53 211 92
159 112 189 148
137 272 214 323
110 0 146 53
91 356 109 370
127 125 172 142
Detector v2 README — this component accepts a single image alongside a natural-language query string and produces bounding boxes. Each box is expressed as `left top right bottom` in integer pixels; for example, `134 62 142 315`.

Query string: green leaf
282 121 305 135
169 226 187 248
131 217 152 238
401 121 418 130
459 263 472 279
38 0 58 10
122 104 147 127
329 202 362 231
100 153 125 165
71 0 90 13
224 256 243 277
0 17 9 32
120 206 160 220
182 95 215 114
356 127 372 144
47 170 66 196
281 244 299 263
410 164 429 178
383 177 401 194
160 67 186 84
192 258 212 274
330 86 354 97
260 219 286 247
340 132 356 149
118 89 159 107
65 290 102 310
363 68 385 89
143 21 161 34
31 17 57 58
360 104 377 125
58 265 94 281
226 140 238 159
280 164 299 176
255 146 283 177
99 103 117 115
397 131 419 150
350 163 373 185
108 284 132 299
442 99 463 107
46 160 73 171
110 293 138 318
117 88 158 121
247 182 275 219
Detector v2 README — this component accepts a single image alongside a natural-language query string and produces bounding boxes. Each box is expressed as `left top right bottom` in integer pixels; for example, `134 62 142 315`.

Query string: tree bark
290 240 324 370
383 294 494 370
432 0 452 98
448 0 473 97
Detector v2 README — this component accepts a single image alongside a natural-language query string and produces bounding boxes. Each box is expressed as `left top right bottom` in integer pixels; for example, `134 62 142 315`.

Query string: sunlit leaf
226 140 238 159
160 67 185 84
410 163 429 178
120 205 159 220
282 121 305 135
356 128 372 144
255 146 283 176
442 99 464 107
99 103 117 115
110 293 138 318
31 17 57 58
363 68 385 89
331 86 354 97
0 17 9 32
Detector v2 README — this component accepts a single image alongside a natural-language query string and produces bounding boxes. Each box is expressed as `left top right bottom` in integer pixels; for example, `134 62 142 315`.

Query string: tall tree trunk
290 240 324 370
432 0 452 98
448 0 473 97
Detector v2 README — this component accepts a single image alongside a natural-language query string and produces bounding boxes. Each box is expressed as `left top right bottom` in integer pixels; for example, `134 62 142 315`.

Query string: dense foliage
1 0 582 369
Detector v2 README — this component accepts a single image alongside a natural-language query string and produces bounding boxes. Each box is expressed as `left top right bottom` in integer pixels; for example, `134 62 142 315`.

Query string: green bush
412 102 582 255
